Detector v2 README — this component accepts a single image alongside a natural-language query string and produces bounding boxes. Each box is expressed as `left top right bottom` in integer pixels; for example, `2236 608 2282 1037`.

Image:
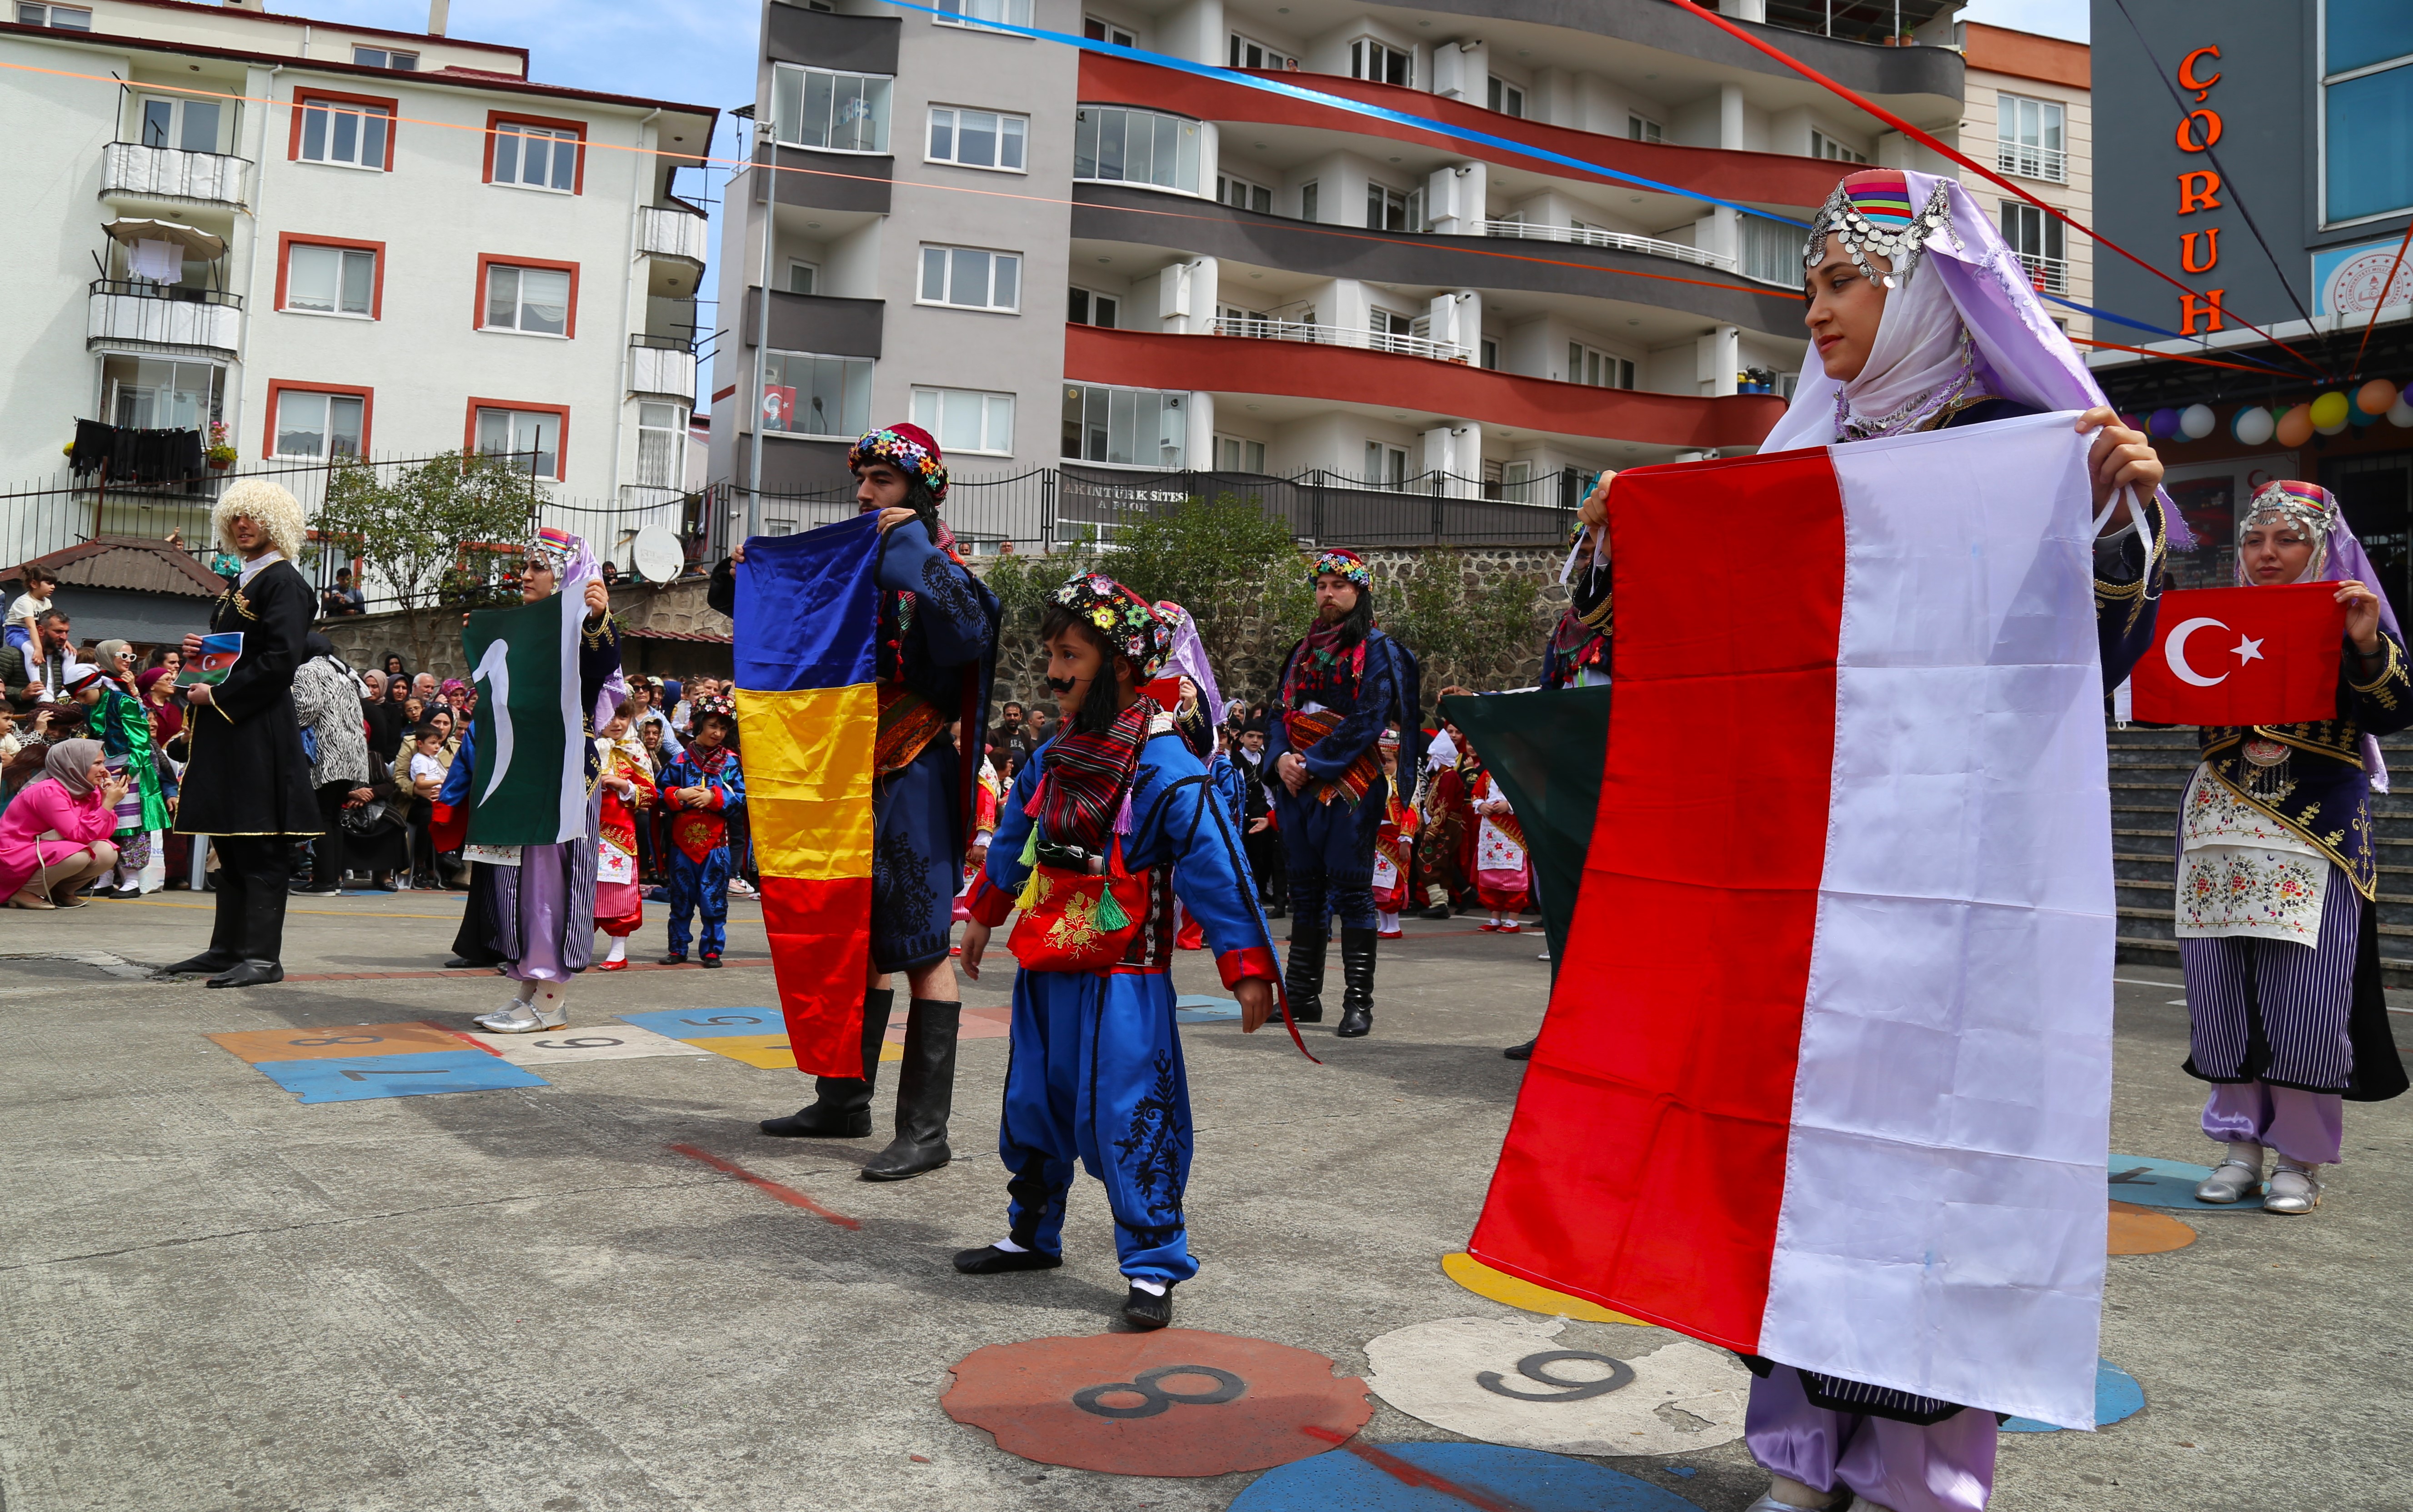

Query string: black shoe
954 1244 1063 1275
441 956 481 969
764 990 890 1138
1265 901 1287 918
1503 1037 1537 1061
1422 903 1452 920
1284 926 1328 1025
656 953 687 966
205 959 285 989
373 877 398 892
700 954 723 969
290 885 341 897
1120 1284 1172 1330
1336 1006 1372 1037
160 949 241 977
861 998 959 1181
1335 926 1376 1038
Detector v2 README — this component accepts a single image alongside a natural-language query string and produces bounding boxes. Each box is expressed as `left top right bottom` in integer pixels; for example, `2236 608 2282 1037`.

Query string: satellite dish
631 525 683 584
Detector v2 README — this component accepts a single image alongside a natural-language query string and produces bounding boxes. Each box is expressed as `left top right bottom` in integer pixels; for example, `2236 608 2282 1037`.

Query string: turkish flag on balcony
2130 583 2347 725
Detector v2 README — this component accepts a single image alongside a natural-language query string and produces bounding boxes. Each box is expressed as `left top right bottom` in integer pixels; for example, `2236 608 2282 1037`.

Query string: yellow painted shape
1442 1251 1645 1326
736 684 876 882
682 1033 796 1070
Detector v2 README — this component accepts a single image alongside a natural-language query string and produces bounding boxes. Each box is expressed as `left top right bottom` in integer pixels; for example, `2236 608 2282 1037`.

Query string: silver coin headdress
1802 169 1958 289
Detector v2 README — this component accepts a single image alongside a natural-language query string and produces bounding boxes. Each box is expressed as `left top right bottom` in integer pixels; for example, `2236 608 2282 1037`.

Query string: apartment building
0 0 715 522
707 0 1973 530
1958 20 2090 343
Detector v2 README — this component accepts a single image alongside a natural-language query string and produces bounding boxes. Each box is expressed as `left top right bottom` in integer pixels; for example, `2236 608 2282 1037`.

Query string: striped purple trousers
2180 862 2358 1093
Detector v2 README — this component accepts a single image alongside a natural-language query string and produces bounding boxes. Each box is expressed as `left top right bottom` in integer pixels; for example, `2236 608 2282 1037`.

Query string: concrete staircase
2111 725 2413 987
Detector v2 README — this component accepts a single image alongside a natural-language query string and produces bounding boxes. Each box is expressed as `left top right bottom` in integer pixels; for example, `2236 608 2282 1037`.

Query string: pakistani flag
463 592 589 847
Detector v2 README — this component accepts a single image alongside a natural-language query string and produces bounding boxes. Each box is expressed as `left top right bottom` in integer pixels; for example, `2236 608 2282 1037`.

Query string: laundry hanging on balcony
69 418 206 486
101 217 226 284
130 239 184 284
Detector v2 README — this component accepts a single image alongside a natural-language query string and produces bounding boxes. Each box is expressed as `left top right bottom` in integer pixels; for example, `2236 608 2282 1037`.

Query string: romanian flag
735 513 883 1078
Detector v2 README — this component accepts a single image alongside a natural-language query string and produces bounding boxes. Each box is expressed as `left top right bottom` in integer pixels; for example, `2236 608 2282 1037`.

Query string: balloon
2351 401 2380 427
2276 404 2314 447
2233 405 2276 446
2390 399 2413 428
2310 391 2351 429
2148 407 2180 438
2358 379 2398 414
2180 403 2217 439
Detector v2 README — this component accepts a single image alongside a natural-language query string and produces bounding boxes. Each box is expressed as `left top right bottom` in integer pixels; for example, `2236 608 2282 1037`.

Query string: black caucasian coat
174 558 322 837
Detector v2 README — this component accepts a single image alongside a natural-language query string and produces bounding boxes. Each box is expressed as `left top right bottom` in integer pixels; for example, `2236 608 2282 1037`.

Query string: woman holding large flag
2174 482 2409 1218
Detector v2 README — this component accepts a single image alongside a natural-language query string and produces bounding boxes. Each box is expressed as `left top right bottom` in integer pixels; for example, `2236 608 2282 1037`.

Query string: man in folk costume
592 705 656 971
163 480 322 988
952 574 1278 1331
1267 549 1422 1038
470 528 626 1034
1370 730 1417 938
656 694 745 967
726 423 1002 1181
2175 482 2410 1217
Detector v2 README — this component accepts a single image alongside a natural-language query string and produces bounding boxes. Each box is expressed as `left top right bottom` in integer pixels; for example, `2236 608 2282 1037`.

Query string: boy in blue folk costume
657 693 746 968
953 574 1280 1331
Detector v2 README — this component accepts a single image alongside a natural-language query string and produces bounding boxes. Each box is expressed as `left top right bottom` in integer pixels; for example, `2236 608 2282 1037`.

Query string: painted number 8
1071 1365 1246 1419
288 1034 385 1047
1476 1350 1635 1402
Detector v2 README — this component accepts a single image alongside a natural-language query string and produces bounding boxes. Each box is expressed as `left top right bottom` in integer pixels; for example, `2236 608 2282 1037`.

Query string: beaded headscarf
1801 168 1960 290
1311 548 1371 589
2235 481 2339 583
848 423 949 504
1050 573 1173 679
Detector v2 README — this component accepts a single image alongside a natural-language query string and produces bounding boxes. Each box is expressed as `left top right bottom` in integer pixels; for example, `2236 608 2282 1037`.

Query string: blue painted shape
617 1008 788 1038
2108 1153 2266 1211
1174 994 1240 1023
252 1050 546 1104
1227 1443 1698 1511
2002 1359 2145 1433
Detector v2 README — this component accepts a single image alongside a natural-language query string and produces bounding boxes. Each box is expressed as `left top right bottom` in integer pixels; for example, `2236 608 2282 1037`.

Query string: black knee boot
207 838 289 988
1285 926 1327 1023
761 990 891 1137
861 998 959 1181
1336 926 1377 1038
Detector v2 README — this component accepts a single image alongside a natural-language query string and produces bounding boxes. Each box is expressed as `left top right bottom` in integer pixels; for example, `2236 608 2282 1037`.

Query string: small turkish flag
2130 583 2348 726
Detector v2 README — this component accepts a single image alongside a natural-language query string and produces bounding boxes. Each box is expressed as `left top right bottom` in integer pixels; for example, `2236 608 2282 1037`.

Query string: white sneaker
2264 1160 2323 1215
476 1003 543 1033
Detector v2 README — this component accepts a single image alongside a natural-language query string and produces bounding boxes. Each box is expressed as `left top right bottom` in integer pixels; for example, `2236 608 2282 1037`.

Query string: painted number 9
1476 1350 1635 1403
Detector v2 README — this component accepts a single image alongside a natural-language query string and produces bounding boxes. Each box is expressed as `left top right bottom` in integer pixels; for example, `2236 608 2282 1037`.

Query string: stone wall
318 579 733 684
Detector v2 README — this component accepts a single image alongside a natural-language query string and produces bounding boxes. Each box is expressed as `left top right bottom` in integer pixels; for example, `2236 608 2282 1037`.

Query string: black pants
311 783 352 889
406 798 436 884
210 834 294 963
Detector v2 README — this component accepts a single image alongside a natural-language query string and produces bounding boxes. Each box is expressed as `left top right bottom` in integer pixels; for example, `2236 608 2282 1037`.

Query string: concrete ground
0 888 2407 1512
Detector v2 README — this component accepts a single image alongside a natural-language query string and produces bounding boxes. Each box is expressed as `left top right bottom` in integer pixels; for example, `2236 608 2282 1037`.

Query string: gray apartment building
706 0 1975 544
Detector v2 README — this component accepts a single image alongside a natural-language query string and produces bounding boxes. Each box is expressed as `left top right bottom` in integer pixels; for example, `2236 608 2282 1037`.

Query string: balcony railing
1996 141 2068 185
636 204 707 264
630 335 698 399
1478 218 1738 271
100 141 252 208
1210 315 1472 364
2013 252 2069 296
87 279 243 355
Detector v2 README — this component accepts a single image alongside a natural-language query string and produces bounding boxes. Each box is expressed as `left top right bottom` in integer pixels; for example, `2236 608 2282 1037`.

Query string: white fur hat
211 478 305 565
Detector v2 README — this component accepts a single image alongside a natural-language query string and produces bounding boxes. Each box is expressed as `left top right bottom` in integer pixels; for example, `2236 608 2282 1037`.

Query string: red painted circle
943 1328 1372 1477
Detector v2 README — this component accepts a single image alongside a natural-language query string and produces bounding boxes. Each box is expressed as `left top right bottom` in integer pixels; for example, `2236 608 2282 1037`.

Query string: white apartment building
0 0 715 533
1958 20 2090 343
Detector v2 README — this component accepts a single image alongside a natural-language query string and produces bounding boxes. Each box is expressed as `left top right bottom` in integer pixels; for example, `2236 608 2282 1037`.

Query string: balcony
1996 140 2069 185
1480 219 1737 271
87 280 242 356
2013 253 2070 296
629 335 697 400
100 142 251 210
1210 314 1472 364
636 205 706 265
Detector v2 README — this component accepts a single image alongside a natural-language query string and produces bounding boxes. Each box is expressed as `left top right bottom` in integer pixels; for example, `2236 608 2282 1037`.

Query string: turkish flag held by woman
2130 583 2347 725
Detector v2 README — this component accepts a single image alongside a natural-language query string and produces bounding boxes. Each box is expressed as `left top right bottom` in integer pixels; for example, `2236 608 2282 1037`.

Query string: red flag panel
762 875 874 1077
2129 583 2346 727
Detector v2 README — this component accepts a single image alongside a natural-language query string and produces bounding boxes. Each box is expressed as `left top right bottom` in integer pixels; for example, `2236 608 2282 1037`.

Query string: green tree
312 452 544 674
1380 553 1552 706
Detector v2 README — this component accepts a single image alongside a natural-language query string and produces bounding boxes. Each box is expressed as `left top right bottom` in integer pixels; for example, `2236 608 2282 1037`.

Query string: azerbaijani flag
1462 410 2114 1431
735 513 883 1079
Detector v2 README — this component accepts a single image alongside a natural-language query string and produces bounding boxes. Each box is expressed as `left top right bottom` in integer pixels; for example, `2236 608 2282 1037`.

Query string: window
1628 115 1663 143
927 107 1028 171
636 402 687 489
1499 459 1534 504
1997 202 2067 294
1229 33 1292 70
1083 16 1136 47
1217 172 1272 214
1487 77 1525 118
1365 182 1416 232
1566 341 1634 388
1741 213 1799 284
294 91 394 171
1215 435 1267 472
473 405 565 481
919 245 1021 311
1068 287 1119 327
786 260 819 295
1350 38 1412 87
761 351 872 439
1300 181 1318 222
15 3 91 27
1479 337 1499 369
490 118 584 193
140 95 222 154
2323 3 2413 224
105 357 220 432
1370 307 1414 343
936 0 1032 28
353 46 418 70
911 386 1016 455
771 64 892 154
1074 106 1201 193
282 240 379 318
1991 95 2062 182
1811 128 1868 165
270 385 367 460
1363 441 1408 488
481 261 576 336
1061 384 1186 468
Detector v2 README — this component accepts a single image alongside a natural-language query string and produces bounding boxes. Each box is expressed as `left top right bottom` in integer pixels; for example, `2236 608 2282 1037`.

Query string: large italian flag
1463 411 2113 1431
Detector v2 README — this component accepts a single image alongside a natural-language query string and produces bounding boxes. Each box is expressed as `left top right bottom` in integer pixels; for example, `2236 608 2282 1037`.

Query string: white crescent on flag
2163 616 2230 687
473 637 515 804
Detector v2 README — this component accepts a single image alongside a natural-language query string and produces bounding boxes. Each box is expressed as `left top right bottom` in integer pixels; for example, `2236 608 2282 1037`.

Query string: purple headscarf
1152 600 1222 729
2237 481 2395 789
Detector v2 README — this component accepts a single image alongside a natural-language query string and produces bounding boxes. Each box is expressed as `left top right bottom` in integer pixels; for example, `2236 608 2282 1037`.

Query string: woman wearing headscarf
88 638 168 897
0 739 126 908
290 632 375 896
2174 481 2410 1217
1566 169 2174 1512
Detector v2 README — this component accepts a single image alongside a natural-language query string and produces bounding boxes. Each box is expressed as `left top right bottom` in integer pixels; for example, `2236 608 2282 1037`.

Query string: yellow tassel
1016 869 1045 911
1093 886 1129 932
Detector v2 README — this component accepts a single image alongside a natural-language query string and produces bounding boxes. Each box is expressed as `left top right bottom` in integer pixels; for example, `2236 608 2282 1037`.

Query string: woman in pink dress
0 739 128 909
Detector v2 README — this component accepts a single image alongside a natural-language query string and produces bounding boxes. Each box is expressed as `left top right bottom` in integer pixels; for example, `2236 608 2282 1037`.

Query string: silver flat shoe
476 1003 543 1034
2264 1161 2323 1215
2194 1153 2264 1204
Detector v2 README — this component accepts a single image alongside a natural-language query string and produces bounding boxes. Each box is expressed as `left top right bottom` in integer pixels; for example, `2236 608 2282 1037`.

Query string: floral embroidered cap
689 692 736 727
1050 572 1173 679
1311 548 1371 589
848 422 949 504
